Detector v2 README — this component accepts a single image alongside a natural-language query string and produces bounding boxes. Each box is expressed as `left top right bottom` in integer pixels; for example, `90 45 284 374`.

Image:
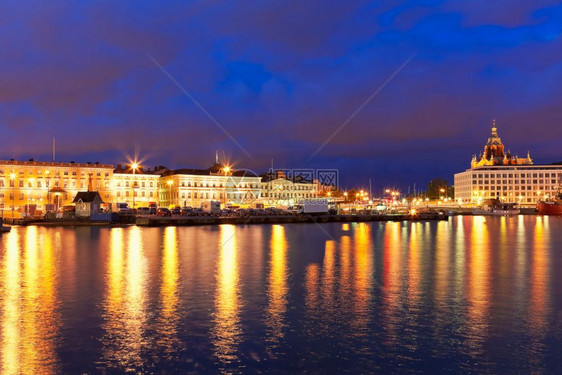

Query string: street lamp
131 162 139 209
222 166 231 205
10 173 16 218
167 179 174 207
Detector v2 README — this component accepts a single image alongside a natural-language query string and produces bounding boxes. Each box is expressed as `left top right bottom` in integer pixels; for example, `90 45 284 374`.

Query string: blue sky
1 1 561 192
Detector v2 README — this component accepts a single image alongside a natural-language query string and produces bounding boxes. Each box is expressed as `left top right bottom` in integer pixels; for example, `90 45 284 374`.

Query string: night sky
1 1 561 192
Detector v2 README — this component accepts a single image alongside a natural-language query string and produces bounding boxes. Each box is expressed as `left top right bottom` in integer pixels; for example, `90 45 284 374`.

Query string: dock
135 212 448 227
2 212 448 227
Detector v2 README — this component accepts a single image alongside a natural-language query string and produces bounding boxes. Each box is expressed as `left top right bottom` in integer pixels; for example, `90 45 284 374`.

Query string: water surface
1 216 561 373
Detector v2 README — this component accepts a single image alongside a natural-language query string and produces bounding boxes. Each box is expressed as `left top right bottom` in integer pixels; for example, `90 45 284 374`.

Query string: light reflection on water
0 217 561 373
212 224 242 370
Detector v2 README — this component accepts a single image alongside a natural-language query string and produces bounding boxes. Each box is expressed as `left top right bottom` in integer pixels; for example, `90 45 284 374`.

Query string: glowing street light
167 179 174 207
9 173 17 218
131 162 139 209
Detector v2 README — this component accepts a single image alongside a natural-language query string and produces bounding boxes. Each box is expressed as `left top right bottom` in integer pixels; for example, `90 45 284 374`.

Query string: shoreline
3 212 448 228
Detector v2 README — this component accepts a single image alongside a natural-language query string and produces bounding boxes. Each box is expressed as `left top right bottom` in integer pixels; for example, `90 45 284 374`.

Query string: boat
537 191 562 215
0 218 10 233
473 199 520 216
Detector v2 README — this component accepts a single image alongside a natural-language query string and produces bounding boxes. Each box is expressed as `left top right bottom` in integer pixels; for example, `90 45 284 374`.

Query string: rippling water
1 217 561 373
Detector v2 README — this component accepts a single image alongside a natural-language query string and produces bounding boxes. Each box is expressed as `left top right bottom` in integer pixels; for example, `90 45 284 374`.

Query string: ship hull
537 201 562 215
473 208 519 216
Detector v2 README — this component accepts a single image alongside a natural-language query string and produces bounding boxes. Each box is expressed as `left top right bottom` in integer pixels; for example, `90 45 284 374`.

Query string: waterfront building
73 191 104 218
0 159 113 214
157 162 262 208
455 124 562 206
0 157 326 215
112 164 160 208
260 170 318 206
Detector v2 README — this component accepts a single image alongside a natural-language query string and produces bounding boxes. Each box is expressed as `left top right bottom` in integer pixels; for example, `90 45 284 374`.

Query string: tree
427 178 452 199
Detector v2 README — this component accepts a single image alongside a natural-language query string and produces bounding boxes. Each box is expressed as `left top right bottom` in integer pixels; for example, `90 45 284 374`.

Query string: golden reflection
1 228 59 374
529 216 550 364
453 218 466 298
212 224 242 366
434 221 451 305
101 227 148 371
340 235 352 290
408 223 421 303
322 240 337 307
466 216 490 354
157 227 181 354
498 217 508 280
305 263 320 313
265 225 289 347
515 215 527 291
1 230 22 374
351 223 372 333
381 222 402 347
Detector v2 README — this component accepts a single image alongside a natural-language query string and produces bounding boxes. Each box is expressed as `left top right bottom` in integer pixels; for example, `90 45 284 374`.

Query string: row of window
474 186 555 192
472 172 562 179
472 179 558 185
0 169 110 177
0 180 107 189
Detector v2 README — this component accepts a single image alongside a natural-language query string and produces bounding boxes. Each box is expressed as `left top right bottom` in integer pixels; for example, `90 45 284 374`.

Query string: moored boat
537 192 562 215
0 218 10 233
473 199 520 216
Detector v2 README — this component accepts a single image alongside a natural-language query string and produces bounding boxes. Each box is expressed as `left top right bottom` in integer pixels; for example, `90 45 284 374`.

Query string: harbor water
0 216 561 373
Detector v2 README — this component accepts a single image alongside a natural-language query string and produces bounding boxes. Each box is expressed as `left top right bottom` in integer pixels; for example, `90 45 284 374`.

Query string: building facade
112 165 160 208
158 163 262 208
0 159 323 215
0 159 113 215
455 125 562 206
260 171 318 207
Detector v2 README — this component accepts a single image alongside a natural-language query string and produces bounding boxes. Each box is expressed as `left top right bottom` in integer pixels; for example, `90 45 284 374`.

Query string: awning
49 187 67 194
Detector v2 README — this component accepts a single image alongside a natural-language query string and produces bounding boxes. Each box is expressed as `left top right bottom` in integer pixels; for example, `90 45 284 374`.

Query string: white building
158 163 262 208
454 125 562 206
112 164 160 208
260 171 318 207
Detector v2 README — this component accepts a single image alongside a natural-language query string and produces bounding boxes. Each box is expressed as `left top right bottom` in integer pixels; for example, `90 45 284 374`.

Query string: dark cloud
0 0 561 189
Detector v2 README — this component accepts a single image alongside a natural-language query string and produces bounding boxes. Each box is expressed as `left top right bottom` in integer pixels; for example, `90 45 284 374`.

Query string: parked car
156 208 172 217
171 207 181 215
56 205 75 219
115 202 130 213
181 207 193 216
137 207 150 215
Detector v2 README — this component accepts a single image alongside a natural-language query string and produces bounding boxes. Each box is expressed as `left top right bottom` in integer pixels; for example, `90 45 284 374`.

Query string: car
171 207 181 215
115 202 130 213
181 207 193 216
137 207 150 215
156 208 172 217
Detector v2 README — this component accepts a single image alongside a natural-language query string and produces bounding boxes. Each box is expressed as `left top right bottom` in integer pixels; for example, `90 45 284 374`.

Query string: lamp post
45 170 51 208
10 173 16 218
222 165 231 206
131 163 139 209
167 179 174 207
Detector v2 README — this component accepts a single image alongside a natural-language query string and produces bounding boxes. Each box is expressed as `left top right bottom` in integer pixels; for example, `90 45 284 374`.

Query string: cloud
0 0 561 188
